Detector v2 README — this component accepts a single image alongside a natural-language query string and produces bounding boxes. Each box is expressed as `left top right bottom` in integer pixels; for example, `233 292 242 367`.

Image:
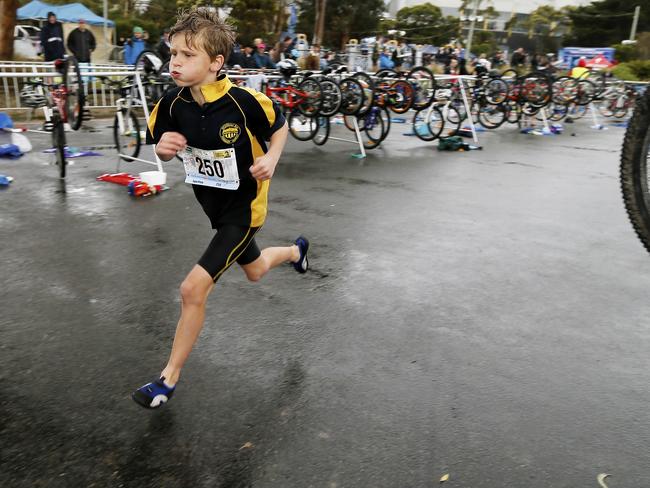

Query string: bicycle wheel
575 79 596 106
64 56 84 131
296 78 322 117
51 111 66 178
442 105 461 135
388 80 414 114
477 103 506 129
113 109 141 161
407 66 437 111
413 106 443 141
621 87 650 253
288 111 318 141
362 111 385 150
522 72 552 107
313 116 330 146
551 76 577 105
484 77 509 105
413 109 433 141
338 77 365 116
318 78 342 117
352 72 374 117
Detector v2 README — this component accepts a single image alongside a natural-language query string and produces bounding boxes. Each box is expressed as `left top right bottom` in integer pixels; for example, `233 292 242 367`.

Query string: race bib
180 146 240 190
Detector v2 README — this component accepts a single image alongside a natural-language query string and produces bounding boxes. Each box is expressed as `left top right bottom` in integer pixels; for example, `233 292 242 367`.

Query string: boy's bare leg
160 264 214 386
241 245 300 282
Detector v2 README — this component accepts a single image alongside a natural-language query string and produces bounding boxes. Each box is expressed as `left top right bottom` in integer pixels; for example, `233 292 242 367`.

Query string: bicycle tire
407 66 437 110
51 111 66 178
317 78 342 117
477 103 506 129
288 111 318 141
440 105 461 136
338 77 364 116
621 87 650 253
313 116 330 146
387 80 414 114
362 112 384 150
64 56 84 131
352 72 374 117
296 78 322 117
574 79 596 106
113 109 141 161
484 77 509 105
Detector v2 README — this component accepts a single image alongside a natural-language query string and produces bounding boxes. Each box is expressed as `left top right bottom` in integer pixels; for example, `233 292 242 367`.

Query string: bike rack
434 74 480 145
0 68 164 173
328 116 366 158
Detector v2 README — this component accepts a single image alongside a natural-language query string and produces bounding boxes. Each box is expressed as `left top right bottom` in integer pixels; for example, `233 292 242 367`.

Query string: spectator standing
379 48 395 70
229 44 257 69
253 43 276 69
157 28 171 62
40 12 65 61
67 19 96 63
272 36 294 63
124 26 147 65
511 47 526 69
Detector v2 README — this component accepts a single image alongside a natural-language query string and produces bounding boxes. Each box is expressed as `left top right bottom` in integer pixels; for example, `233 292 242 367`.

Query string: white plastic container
139 171 167 186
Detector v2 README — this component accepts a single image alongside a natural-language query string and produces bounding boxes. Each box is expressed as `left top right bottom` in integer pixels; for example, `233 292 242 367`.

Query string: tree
393 3 459 45
227 0 286 45
297 0 384 49
0 0 19 59
519 5 573 52
566 0 650 47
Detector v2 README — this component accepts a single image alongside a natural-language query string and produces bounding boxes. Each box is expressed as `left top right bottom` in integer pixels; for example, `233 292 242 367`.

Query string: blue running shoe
293 235 310 274
132 377 176 409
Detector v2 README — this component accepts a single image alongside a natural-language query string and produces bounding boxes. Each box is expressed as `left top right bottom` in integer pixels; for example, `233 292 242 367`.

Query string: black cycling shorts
197 225 261 282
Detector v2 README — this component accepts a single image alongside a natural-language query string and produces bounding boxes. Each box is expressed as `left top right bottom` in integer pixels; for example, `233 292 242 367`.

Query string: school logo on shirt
220 123 241 144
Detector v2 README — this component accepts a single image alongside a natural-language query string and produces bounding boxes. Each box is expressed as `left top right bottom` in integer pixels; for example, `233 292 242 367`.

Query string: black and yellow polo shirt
146 74 286 228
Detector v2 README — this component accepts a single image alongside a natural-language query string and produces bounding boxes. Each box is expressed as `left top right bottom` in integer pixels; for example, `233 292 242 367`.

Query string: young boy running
132 8 309 409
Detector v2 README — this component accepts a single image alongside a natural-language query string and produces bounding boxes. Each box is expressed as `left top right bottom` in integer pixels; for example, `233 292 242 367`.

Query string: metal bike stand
435 74 480 145
589 102 604 129
539 106 551 133
328 116 366 158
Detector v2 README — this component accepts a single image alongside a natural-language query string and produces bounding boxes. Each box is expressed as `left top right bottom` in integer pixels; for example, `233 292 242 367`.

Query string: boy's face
170 34 224 87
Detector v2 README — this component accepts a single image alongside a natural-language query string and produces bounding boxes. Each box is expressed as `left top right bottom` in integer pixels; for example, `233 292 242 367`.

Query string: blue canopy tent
17 0 114 26
17 0 116 61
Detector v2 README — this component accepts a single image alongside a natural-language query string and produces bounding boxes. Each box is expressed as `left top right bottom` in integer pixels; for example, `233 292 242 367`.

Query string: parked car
14 25 41 58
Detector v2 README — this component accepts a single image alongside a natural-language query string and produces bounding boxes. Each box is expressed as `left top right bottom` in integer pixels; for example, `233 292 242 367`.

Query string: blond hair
169 7 236 61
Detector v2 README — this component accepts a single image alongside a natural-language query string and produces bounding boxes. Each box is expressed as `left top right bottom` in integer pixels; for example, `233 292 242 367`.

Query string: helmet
19 86 47 108
277 59 298 78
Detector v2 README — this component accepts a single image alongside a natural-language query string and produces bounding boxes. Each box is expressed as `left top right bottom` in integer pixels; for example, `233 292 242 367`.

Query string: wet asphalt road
1 116 649 488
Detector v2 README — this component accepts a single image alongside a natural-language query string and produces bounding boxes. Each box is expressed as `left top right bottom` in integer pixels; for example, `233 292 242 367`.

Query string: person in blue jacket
253 43 276 69
124 26 147 65
379 48 395 70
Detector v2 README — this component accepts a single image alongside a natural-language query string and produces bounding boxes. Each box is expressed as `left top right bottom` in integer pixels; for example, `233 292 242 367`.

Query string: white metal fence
0 60 139 113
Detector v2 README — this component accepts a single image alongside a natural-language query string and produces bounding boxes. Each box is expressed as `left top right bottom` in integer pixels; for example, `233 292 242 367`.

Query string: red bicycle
23 56 85 178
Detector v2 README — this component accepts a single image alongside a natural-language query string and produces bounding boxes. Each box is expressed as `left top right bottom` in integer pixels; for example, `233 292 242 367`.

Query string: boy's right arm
155 132 187 161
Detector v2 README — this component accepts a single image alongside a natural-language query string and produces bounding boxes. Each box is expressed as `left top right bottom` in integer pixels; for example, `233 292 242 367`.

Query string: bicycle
98 76 146 163
22 56 84 178
620 86 650 253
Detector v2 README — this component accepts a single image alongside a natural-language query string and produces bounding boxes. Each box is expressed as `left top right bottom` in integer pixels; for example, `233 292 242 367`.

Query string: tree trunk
0 0 19 59
273 0 286 42
313 0 326 45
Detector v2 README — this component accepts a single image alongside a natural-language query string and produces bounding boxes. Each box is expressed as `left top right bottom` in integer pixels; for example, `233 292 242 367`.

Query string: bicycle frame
266 81 311 111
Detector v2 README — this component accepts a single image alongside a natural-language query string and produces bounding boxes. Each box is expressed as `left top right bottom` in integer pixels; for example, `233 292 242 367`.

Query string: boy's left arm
250 120 288 181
